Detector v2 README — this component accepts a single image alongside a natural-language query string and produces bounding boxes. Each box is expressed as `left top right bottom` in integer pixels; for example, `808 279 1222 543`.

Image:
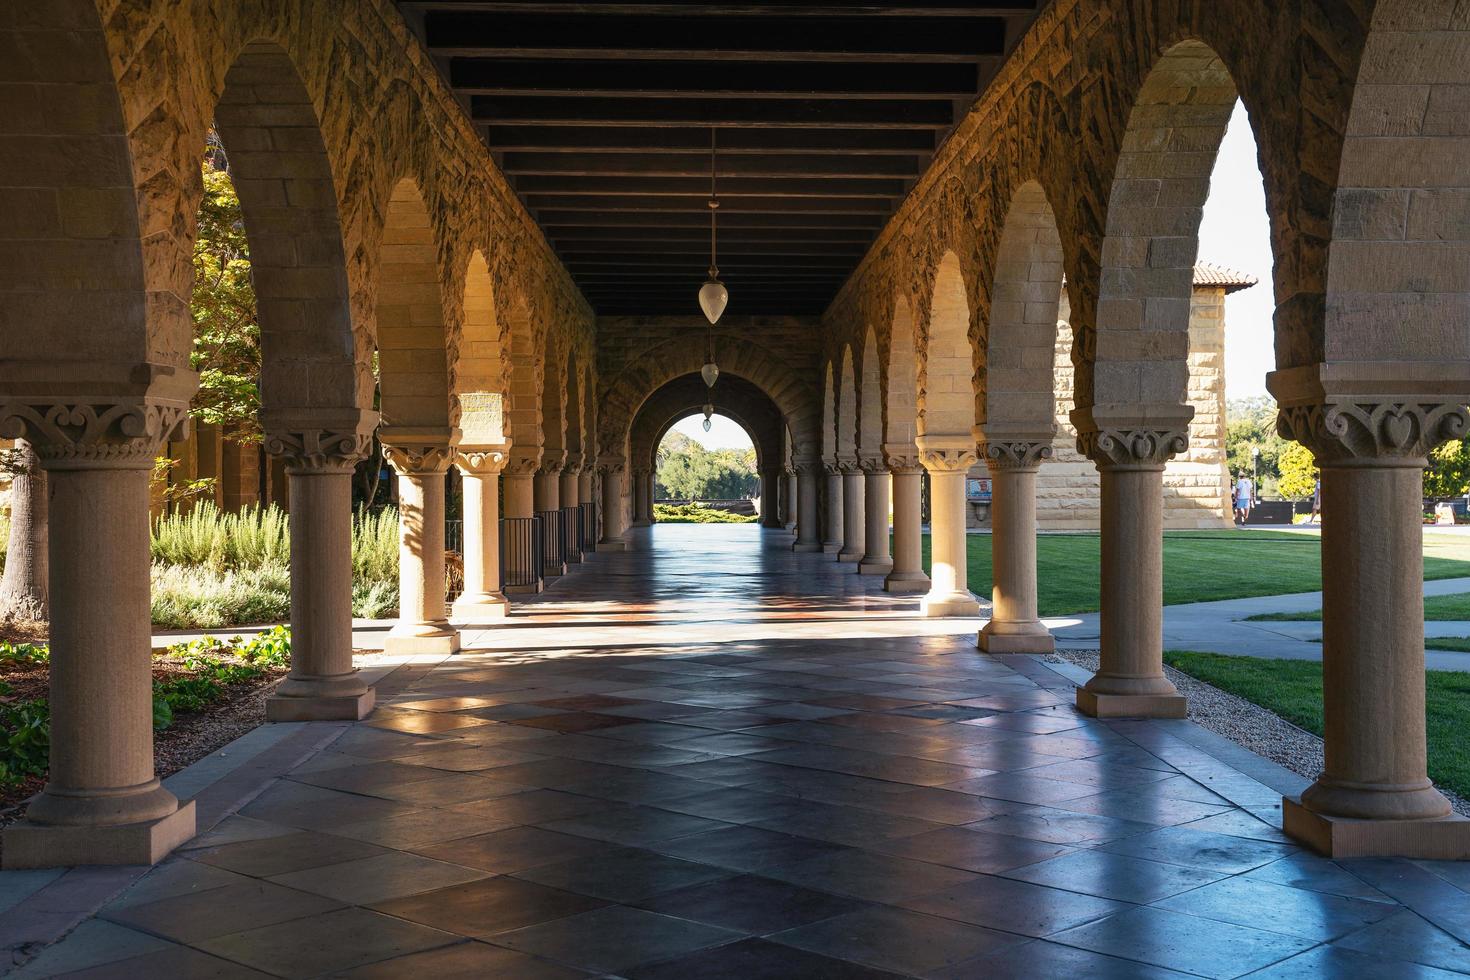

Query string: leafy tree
1425 440 1470 498
1276 441 1318 500
1226 397 1288 495
191 139 261 442
656 434 758 499
0 441 47 622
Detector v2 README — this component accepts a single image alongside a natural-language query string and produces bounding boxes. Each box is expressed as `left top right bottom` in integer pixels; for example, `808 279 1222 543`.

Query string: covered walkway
5 528 1466 978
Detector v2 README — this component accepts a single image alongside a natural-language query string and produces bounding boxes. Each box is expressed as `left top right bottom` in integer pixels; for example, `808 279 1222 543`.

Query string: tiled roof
1193 261 1260 294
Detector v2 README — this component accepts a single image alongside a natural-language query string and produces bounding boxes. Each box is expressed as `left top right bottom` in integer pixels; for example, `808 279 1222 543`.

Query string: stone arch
539 336 569 466
600 332 820 461
212 40 362 422
1080 39 1238 429
983 180 1065 432
630 375 783 477
454 249 507 443
821 362 837 461
885 294 920 449
377 177 451 429
858 329 882 460
503 292 542 459
0 2 156 388
920 251 976 439
1318 0 1470 374
564 349 584 466
837 346 858 460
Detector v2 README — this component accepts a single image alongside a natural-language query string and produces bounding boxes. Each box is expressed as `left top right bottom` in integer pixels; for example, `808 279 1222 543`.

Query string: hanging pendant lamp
699 127 728 324
701 325 719 388
702 395 715 432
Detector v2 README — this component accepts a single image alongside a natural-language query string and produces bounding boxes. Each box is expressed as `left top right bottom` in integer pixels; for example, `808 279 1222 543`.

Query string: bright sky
1199 99 1275 400
668 412 754 450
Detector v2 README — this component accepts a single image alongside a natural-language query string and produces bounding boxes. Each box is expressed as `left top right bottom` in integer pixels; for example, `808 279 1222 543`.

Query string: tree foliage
1225 396 1288 495
191 140 261 441
656 433 758 500
1276 440 1318 500
1426 440 1470 498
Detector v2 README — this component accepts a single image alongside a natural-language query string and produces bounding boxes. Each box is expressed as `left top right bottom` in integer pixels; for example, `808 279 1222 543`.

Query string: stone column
838 460 865 563
578 467 594 509
759 469 783 527
792 463 823 552
630 468 652 527
559 458 581 509
782 469 798 530
885 453 930 593
599 455 628 550
383 442 458 654
919 441 981 617
560 457 583 564
503 452 539 519
0 397 198 867
822 463 844 554
1075 427 1186 719
858 459 893 576
452 448 509 622
979 438 1055 653
534 463 562 512
1277 400 1470 857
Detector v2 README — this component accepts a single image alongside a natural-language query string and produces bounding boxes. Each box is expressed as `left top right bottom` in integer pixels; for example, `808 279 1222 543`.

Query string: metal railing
537 509 566 577
562 505 583 564
445 519 463 555
501 516 543 593
579 500 597 554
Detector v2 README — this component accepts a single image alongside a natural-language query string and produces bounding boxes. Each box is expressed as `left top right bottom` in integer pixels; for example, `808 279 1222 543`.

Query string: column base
979 622 1055 654
267 687 376 722
596 540 627 552
1283 795 1470 858
836 548 864 563
630 520 650 528
885 570 931 593
450 594 509 622
384 622 461 655
793 542 823 553
920 591 982 617
505 580 544 594
761 519 784 529
822 543 842 554
857 556 893 576
3 800 196 869
1075 687 1186 719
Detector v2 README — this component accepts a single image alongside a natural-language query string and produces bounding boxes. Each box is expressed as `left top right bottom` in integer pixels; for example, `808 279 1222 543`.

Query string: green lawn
1163 650 1470 802
918 530 1470 618
1246 591 1470 623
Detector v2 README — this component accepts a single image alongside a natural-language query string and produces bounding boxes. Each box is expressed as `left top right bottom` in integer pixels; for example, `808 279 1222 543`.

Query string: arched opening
377 177 451 431
858 329 883 461
886 295 920 449
502 292 542 466
837 346 858 461
821 362 838 461
920 251 975 439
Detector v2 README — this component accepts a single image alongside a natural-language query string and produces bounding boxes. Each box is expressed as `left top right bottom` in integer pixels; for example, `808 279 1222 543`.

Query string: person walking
1235 472 1254 524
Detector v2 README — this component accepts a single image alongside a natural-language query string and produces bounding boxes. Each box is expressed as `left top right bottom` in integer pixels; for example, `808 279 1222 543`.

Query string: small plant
352 579 400 620
0 698 49 785
0 642 48 667
653 502 759 524
352 506 399 584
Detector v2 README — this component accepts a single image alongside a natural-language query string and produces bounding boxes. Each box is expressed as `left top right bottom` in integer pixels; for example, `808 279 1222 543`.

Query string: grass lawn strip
926 529 1470 618
1246 590 1470 623
1162 650 1470 805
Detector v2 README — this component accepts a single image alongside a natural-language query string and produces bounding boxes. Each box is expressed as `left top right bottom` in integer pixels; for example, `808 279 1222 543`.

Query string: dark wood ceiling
394 1 1044 316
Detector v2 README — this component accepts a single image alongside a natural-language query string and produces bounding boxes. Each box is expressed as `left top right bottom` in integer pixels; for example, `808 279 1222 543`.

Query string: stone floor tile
770 905 1022 976
101 879 343 943
513 844 732 902
943 770 1103 806
1000 849 1227 903
194 907 462 979
930 938 1196 980
871 825 1076 874
288 759 449 795
900 873 1128 938
268 850 490 905
1242 944 1470 979
1332 909 1470 974
1244 854 1398 904
363 710 494 735
551 769 714 805
51 944 277 979
369 876 608 938
412 825 610 874
476 756 639 788
748 799 947 847
389 745 549 773
1095 824 1298 875
1049 787 1234 826
646 824 851 872
636 873 871 934
327 806 515 848
8 920 173 979
763 849 980 904
1049 906 1316 978
625 936 905 979
333 940 592 978
352 770 532 806
190 830 389 879
539 803 735 845
489 905 744 974
446 788 608 824
964 803 1157 845
99 857 250 910
174 815 299 853
1155 876 1398 942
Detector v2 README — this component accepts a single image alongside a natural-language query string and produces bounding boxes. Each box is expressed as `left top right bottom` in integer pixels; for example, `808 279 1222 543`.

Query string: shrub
352 579 400 619
352 506 399 584
0 642 48 667
152 503 290 570
0 697 48 785
150 562 292 629
653 502 758 524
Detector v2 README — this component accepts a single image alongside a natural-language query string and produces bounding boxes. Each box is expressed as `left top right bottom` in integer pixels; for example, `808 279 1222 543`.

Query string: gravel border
1051 649 1470 817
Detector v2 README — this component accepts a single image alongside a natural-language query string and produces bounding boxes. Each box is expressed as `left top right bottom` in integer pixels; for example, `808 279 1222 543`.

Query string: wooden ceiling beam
472 95 953 127
522 194 893 213
501 152 918 178
485 125 936 154
515 176 906 198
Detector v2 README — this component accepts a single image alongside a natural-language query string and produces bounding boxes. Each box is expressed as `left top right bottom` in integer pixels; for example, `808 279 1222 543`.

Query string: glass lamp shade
701 361 719 387
703 417 712 432
702 402 714 432
699 279 728 324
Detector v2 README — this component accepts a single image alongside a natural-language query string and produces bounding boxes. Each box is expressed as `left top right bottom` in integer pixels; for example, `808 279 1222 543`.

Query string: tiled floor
9 525 1470 978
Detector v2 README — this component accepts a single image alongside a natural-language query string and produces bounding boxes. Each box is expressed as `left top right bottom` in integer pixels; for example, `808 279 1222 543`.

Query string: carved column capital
383 444 456 476
919 448 979 473
885 453 924 475
832 455 859 475
456 446 508 476
266 426 374 474
1277 401 1468 466
1077 427 1188 470
0 399 190 471
983 440 1053 472
505 448 543 476
561 452 584 476
538 458 566 477
857 456 887 475
597 453 626 475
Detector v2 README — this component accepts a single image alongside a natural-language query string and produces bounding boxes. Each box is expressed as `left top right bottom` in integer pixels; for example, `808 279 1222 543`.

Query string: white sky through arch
669 413 754 450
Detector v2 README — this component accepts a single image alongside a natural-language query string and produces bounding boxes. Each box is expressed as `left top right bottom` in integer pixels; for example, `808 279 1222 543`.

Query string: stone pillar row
919 440 982 617
781 469 798 531
599 455 628 551
453 448 510 622
383 440 459 655
821 463 844 554
837 458 864 563
884 453 929 593
792 462 822 552
759 468 783 528
858 458 892 576
978 437 1055 653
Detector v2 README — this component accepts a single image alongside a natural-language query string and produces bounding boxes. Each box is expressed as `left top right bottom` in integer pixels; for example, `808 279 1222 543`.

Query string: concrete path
1049 576 1470 671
